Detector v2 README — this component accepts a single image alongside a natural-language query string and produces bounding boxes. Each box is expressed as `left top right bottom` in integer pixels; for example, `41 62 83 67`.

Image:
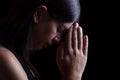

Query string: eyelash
57 28 61 33
57 28 68 38
57 25 66 33
57 26 68 41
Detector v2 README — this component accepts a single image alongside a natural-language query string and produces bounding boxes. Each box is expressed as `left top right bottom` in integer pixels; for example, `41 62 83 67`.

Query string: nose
52 33 61 44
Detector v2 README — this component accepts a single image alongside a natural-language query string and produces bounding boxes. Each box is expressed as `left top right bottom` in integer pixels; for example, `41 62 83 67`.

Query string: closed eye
61 29 68 41
57 24 66 33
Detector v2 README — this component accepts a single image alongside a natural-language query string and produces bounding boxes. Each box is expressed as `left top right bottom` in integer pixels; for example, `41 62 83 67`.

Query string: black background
31 0 119 80
0 0 118 80
30 0 105 80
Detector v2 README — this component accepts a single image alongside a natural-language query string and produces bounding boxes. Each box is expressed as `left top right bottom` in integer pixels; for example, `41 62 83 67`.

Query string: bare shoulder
0 47 16 61
0 47 28 80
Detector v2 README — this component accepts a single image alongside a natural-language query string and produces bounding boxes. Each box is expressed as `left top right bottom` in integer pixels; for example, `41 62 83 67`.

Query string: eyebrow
63 25 67 29
59 22 72 31
62 25 70 31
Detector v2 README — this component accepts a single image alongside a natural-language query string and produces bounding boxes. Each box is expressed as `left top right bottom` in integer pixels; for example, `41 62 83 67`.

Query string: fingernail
76 23 79 27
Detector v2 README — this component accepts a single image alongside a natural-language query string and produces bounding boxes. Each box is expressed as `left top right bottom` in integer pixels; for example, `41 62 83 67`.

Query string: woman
0 0 88 80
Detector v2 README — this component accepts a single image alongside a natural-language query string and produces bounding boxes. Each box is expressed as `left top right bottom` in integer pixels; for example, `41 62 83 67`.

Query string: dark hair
0 0 80 57
40 0 80 22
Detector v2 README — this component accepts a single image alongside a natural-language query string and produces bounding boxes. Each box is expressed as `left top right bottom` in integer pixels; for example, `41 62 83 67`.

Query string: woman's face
32 10 73 50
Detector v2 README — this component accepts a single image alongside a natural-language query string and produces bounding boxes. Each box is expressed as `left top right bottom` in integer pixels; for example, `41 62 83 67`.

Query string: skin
33 5 89 80
56 23 88 80
0 5 88 80
0 48 28 80
32 5 73 50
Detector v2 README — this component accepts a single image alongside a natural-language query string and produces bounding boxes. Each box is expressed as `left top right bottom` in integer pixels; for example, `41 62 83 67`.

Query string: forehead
59 22 73 29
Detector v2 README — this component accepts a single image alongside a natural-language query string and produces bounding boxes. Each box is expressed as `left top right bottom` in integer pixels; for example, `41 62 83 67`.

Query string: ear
33 5 47 23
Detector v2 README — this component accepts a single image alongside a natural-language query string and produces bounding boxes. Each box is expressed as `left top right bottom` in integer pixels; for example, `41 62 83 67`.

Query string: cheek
44 24 57 40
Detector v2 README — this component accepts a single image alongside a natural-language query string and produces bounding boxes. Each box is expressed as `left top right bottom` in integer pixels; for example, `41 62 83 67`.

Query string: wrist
62 74 82 80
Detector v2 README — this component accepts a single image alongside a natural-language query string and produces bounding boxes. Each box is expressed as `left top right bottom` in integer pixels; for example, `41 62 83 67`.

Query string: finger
77 26 83 50
65 25 73 50
72 24 78 49
56 42 64 60
83 35 89 56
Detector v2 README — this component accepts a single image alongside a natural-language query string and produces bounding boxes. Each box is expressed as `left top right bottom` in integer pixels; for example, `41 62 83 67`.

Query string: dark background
30 0 119 80
0 0 118 80
30 0 101 80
